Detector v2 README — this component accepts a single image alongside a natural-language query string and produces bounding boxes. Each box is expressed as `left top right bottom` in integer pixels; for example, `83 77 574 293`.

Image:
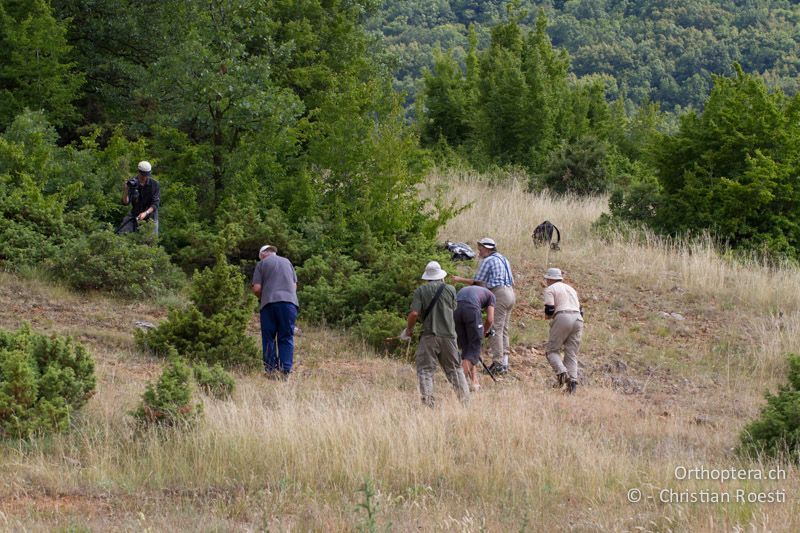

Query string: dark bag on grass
532 221 560 250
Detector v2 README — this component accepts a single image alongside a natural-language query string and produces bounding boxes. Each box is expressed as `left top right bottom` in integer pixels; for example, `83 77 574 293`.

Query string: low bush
738 353 800 463
132 354 201 428
136 255 260 368
0 323 96 439
54 229 185 298
354 309 412 358
193 362 235 399
0 173 80 269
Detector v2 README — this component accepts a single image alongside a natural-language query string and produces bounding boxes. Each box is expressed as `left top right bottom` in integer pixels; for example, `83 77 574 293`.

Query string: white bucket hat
421 261 447 281
137 161 152 174
544 267 563 281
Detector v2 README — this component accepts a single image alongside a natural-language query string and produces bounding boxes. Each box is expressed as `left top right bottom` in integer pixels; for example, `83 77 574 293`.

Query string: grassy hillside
1 172 798 530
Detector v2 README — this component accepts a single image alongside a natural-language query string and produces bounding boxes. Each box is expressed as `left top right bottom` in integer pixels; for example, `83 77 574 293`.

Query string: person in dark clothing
119 160 160 235
454 285 495 391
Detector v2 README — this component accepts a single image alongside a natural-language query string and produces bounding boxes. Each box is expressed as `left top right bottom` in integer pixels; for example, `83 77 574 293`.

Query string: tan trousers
490 285 516 366
415 335 470 407
546 313 583 380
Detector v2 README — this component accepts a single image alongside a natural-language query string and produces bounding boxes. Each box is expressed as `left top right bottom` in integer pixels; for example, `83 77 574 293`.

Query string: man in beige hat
404 261 470 407
451 237 515 374
542 267 583 394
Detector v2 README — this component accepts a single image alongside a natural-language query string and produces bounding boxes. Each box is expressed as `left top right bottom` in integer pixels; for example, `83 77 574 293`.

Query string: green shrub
0 323 96 439
132 354 201 428
54 229 185 298
0 173 80 269
354 310 413 359
738 354 800 463
193 362 235 399
536 136 609 196
297 239 451 328
137 255 260 368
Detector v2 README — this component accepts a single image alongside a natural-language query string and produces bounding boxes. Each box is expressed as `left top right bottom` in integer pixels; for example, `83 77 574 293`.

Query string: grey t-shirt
456 286 496 309
251 255 299 309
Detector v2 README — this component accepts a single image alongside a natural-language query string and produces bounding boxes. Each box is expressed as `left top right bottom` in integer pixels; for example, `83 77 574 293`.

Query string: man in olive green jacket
404 261 470 407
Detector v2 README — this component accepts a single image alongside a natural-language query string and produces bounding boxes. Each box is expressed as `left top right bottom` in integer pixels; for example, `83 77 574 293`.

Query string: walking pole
480 328 498 383
479 356 497 383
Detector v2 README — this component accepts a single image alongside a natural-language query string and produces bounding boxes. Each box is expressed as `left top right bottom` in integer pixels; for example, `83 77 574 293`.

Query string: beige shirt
543 281 581 314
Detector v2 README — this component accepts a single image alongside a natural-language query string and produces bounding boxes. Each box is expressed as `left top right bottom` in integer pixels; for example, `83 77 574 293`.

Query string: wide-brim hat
477 237 496 249
421 260 447 280
544 267 563 281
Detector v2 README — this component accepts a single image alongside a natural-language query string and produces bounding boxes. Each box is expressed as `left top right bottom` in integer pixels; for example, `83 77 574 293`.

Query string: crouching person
454 286 495 392
404 261 470 407
542 268 583 394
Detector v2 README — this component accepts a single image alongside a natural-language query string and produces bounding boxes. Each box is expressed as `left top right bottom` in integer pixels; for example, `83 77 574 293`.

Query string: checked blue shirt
474 252 514 289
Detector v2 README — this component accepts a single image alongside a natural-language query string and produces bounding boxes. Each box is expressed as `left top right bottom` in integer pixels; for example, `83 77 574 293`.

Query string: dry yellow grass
1 171 799 531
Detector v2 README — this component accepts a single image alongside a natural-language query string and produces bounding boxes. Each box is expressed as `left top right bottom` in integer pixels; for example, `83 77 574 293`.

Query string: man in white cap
120 160 160 235
542 267 583 394
451 237 515 374
404 261 470 407
252 244 299 379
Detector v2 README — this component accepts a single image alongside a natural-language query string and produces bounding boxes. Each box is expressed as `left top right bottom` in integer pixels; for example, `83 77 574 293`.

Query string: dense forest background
370 0 800 111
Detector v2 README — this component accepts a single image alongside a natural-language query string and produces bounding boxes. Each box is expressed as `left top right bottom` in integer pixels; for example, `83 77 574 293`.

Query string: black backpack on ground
532 221 561 250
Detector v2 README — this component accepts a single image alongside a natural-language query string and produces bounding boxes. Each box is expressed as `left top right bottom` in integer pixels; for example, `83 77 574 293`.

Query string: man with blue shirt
451 237 515 374
252 244 299 379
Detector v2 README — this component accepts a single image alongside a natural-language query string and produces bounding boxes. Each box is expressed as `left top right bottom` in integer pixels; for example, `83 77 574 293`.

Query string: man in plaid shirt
451 237 516 374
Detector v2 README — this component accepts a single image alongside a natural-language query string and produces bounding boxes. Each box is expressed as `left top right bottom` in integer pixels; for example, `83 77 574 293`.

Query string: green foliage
0 110 153 272
354 478 389 533
132 354 201 428
371 0 800 112
354 310 411 357
0 323 95 439
651 67 800 259
298 239 451 327
421 49 474 147
738 354 800 463
0 0 458 336
0 0 83 128
54 230 185 298
137 256 260 368
536 136 608 196
421 9 624 190
192 362 235 399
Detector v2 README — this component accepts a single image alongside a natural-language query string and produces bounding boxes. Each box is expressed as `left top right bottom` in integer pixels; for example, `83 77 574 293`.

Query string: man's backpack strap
420 284 447 324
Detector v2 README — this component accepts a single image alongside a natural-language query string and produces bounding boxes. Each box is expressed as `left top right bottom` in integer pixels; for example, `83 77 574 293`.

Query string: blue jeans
259 302 298 373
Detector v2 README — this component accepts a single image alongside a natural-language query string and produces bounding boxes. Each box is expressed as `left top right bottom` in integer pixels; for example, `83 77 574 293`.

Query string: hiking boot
566 379 578 394
487 362 508 375
553 372 568 389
